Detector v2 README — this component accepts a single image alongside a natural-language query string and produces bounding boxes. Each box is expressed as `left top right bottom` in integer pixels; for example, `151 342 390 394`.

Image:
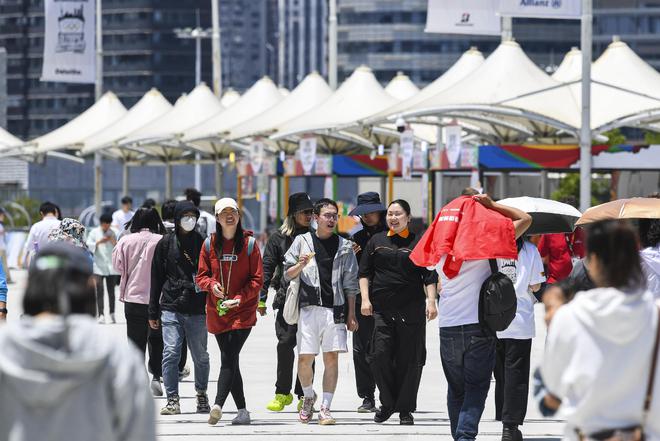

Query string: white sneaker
232 408 251 425
179 365 191 380
97 315 105 324
208 404 222 425
109 313 116 324
150 377 163 397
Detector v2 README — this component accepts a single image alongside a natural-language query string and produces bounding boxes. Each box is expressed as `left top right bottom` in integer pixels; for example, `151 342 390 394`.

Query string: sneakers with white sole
208 404 222 425
196 391 210 413
318 406 336 425
232 408 251 425
299 394 316 424
160 395 181 415
97 315 105 324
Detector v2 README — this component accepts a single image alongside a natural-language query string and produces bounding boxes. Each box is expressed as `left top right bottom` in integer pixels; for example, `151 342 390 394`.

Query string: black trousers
353 296 376 400
215 328 251 409
95 275 116 315
274 308 305 398
124 302 186 378
367 312 426 413
494 338 532 425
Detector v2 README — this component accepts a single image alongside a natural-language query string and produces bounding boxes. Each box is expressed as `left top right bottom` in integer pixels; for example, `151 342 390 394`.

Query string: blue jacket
0 260 7 302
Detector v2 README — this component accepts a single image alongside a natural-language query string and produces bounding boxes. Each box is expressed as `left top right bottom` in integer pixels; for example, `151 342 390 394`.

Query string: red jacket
537 233 573 284
410 196 517 278
196 232 263 335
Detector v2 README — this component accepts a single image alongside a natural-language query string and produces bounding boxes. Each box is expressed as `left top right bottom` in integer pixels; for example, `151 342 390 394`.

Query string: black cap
30 242 93 277
288 192 314 216
349 192 386 216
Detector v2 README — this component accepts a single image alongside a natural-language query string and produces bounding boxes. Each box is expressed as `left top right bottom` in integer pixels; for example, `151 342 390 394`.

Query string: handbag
282 276 300 325
578 305 660 441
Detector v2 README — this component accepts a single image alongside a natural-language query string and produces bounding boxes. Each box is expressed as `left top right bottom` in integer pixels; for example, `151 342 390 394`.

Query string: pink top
112 229 162 305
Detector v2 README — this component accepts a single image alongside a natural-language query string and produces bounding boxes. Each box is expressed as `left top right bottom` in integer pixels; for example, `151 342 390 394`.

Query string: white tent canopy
28 92 127 153
384 72 420 101
396 41 580 141
220 88 241 108
271 65 399 151
369 47 485 123
80 88 173 156
183 76 284 154
551 47 581 82
506 39 660 133
227 71 333 142
0 127 21 150
120 82 224 151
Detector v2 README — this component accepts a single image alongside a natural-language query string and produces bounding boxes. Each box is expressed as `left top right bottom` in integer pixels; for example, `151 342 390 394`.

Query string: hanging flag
250 139 265 174
299 136 317 175
42 0 96 83
426 0 501 36
499 0 581 19
269 177 278 219
444 125 462 168
400 129 414 180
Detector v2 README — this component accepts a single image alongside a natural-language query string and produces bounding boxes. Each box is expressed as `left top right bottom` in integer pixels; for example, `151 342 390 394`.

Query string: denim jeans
161 311 210 397
440 324 496 441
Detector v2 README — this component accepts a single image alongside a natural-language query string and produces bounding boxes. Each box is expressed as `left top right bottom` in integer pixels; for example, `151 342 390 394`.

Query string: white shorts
297 306 348 355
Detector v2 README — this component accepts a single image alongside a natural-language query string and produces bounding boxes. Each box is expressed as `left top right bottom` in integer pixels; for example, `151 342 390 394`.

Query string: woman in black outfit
359 199 438 425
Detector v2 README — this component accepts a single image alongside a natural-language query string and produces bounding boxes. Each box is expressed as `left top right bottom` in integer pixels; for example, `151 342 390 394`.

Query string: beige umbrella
576 198 660 225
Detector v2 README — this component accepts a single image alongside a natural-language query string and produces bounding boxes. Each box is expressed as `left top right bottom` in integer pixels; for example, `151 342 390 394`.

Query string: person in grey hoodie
0 242 155 441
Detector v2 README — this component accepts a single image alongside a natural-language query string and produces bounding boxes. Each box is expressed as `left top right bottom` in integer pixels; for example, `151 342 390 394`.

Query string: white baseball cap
214 197 239 215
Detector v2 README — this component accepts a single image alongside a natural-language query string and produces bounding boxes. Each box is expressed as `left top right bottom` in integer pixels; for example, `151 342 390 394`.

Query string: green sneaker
266 393 293 411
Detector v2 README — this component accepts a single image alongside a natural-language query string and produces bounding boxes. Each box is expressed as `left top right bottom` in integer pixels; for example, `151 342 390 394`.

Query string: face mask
180 216 197 232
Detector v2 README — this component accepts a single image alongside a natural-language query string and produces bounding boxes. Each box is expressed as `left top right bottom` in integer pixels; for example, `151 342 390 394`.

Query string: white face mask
180 216 197 232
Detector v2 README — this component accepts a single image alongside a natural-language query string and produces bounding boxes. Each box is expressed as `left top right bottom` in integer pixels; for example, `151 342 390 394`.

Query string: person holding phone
196 198 263 426
86 213 119 324
358 199 438 425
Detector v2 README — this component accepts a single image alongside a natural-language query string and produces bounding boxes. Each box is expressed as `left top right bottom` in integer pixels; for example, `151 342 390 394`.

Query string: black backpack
479 259 517 336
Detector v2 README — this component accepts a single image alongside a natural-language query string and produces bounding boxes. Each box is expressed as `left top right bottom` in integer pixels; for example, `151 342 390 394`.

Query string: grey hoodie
0 315 155 441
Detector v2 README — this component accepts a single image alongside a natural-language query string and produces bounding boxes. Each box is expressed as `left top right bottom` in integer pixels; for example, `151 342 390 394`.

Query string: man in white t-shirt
184 188 216 237
112 196 135 232
436 192 531 441
493 238 545 441
20 201 61 268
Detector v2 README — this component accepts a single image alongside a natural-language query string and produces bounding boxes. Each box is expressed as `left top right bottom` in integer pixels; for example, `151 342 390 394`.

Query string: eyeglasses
320 213 339 221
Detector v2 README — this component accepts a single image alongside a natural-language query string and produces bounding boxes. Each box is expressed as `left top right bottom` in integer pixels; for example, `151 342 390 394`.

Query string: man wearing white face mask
149 201 211 415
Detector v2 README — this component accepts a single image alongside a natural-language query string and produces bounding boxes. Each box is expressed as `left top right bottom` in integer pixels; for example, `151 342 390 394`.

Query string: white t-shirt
437 257 491 328
496 241 546 340
112 209 135 232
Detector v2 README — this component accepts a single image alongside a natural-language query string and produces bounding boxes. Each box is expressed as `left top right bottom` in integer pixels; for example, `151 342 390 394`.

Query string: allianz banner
41 0 96 84
425 0 501 36
499 0 581 19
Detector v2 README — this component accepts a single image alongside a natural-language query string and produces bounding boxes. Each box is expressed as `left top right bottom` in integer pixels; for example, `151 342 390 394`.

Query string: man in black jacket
263 192 314 412
349 192 387 413
149 201 210 415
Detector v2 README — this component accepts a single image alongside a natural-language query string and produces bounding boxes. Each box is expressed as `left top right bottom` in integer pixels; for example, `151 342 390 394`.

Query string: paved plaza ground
4 269 565 440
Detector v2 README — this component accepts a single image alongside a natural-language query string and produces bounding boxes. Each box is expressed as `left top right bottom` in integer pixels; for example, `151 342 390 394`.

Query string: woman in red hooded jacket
196 198 263 426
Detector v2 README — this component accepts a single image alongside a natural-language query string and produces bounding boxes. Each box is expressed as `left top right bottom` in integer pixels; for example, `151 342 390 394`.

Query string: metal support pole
328 0 337 89
122 161 129 196
211 0 222 97
94 0 103 220
501 15 513 42
194 18 202 190
214 157 223 198
278 0 285 87
387 171 394 204
165 161 172 199
579 0 593 212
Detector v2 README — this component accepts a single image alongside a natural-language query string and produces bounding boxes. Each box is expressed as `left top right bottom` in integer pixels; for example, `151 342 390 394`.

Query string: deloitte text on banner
42 0 96 83
499 0 581 19
425 0 501 36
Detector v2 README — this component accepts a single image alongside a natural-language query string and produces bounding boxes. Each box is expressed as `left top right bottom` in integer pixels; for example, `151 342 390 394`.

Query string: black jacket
351 221 388 263
261 226 310 309
149 201 206 320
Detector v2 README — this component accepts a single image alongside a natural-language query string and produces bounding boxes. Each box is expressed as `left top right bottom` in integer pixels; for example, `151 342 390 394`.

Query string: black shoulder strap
489 258 498 274
644 305 660 413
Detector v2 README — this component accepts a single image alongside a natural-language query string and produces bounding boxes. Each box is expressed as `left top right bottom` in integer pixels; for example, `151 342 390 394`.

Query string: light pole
579 0 592 212
175 14 212 192
211 0 222 97
328 0 337 89
94 0 103 222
